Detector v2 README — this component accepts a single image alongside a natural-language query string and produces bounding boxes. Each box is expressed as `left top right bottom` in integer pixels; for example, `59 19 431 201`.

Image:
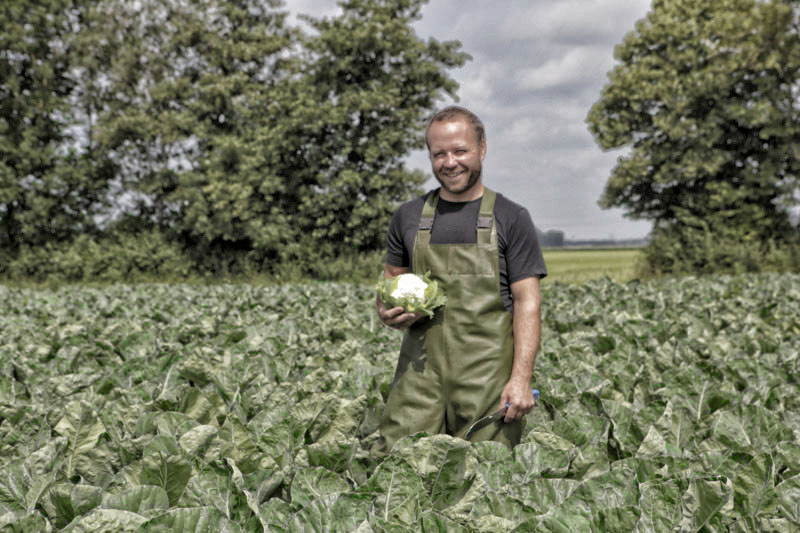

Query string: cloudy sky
285 0 654 240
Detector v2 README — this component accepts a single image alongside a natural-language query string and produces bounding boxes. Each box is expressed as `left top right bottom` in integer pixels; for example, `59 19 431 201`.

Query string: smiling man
375 105 547 453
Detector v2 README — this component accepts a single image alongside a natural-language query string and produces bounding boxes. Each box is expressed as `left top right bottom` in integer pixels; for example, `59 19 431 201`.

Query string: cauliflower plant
376 272 447 317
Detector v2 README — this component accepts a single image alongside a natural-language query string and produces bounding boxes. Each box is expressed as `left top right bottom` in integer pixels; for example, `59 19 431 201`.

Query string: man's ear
479 140 487 162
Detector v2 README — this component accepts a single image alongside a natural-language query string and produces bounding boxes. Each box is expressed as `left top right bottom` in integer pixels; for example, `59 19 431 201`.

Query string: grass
541 248 643 284
2 248 646 288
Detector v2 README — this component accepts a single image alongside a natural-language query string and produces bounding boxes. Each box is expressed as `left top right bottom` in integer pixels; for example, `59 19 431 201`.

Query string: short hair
425 105 485 149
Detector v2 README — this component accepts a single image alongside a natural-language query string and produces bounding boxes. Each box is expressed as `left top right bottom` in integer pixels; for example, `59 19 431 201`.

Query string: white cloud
501 0 650 45
517 47 611 91
453 63 501 108
282 0 342 27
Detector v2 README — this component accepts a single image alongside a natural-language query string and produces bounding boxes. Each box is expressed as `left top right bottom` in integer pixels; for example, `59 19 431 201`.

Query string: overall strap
416 188 496 246
415 189 439 246
477 187 496 246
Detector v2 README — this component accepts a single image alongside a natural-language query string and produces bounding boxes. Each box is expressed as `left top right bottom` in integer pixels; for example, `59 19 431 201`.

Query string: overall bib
376 188 522 454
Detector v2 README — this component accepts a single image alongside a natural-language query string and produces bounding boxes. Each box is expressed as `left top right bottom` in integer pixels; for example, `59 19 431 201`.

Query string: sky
285 0 655 240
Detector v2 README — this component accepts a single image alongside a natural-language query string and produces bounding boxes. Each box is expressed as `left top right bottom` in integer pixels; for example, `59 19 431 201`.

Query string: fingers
389 313 417 330
503 403 532 422
377 305 421 330
502 394 534 422
497 390 508 412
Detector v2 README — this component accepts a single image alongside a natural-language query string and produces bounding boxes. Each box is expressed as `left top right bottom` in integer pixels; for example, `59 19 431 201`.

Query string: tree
173 0 468 268
1 0 467 279
101 0 466 271
0 0 114 255
587 0 800 272
93 0 296 237
271 0 467 264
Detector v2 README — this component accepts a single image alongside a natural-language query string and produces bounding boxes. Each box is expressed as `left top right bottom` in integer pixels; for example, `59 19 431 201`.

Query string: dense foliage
0 0 115 254
1 275 799 531
0 0 466 278
587 0 800 274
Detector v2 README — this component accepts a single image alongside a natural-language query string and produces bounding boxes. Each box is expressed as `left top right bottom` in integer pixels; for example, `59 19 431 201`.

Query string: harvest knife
463 389 539 440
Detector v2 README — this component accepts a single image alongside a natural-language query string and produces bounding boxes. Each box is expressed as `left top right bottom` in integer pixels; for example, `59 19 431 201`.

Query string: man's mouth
441 170 464 179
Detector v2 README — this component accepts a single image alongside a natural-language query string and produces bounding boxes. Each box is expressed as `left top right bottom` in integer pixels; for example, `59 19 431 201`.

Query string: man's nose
444 153 457 167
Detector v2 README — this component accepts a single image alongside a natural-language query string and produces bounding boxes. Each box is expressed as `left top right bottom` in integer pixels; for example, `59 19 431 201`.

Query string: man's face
427 117 486 199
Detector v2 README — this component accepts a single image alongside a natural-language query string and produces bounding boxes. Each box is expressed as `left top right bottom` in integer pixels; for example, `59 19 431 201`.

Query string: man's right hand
376 298 423 330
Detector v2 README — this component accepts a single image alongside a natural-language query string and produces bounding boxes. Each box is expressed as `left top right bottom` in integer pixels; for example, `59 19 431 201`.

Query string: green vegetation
588 0 799 275
1 247 646 288
542 248 642 285
1 274 798 530
4 0 798 282
0 0 466 279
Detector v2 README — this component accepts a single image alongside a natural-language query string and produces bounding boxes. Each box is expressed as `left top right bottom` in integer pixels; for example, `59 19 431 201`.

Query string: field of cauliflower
1 273 799 531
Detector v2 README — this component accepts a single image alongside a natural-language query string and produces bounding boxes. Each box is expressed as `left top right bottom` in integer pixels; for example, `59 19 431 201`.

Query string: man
375 105 546 453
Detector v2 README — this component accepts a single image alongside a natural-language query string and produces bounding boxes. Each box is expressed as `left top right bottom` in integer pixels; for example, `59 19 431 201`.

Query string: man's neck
439 182 484 202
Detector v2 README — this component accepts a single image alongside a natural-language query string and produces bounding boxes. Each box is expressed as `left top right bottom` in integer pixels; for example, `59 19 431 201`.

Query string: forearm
508 276 541 385
510 300 540 384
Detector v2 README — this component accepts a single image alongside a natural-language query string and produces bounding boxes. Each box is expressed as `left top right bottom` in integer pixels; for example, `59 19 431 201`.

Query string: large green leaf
731 453 778 520
392 434 477 511
260 498 293 531
0 461 57 516
102 486 169 514
677 478 733 532
178 425 220 462
591 505 641 532
774 474 800 524
636 479 683 532
143 436 181 457
43 484 103 529
505 478 580 515
469 491 537 530
357 456 431 528
218 416 263 475
288 492 373 532
178 471 234 517
53 401 106 479
511 435 575 480
226 458 281 531
60 508 147 533
564 466 640 515
138 506 241 532
0 512 53 533
290 466 351 508
140 455 192 507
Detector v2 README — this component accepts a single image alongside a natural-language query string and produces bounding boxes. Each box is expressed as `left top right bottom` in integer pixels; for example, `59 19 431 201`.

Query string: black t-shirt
385 188 547 314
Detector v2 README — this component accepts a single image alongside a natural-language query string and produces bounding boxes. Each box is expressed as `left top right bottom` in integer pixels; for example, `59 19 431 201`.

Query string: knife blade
463 389 539 440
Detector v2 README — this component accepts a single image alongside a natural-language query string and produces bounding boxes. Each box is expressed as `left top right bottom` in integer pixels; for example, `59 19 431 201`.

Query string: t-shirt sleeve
385 208 409 267
505 207 547 283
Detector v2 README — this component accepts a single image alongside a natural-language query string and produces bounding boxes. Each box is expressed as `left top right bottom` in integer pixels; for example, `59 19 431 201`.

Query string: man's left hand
499 378 535 422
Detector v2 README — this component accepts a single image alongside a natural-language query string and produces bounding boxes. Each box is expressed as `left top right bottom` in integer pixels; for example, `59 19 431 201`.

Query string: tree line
588 0 800 275
3 0 798 283
1 0 467 281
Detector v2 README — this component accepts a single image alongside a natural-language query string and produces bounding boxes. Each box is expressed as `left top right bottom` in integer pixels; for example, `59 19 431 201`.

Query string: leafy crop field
1 274 799 531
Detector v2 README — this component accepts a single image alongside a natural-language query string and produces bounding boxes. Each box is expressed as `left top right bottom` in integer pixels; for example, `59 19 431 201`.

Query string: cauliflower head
376 272 446 317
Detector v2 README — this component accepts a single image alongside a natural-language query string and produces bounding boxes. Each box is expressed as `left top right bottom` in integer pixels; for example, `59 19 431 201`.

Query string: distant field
541 247 643 284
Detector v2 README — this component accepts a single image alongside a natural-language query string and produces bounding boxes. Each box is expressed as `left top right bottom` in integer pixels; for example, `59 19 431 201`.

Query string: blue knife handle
504 388 539 409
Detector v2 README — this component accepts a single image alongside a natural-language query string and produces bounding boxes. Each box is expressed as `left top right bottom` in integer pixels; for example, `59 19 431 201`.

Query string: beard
435 165 482 196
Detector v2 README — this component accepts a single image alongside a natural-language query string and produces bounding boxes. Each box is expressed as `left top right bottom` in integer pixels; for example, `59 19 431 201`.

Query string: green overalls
376 188 522 454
